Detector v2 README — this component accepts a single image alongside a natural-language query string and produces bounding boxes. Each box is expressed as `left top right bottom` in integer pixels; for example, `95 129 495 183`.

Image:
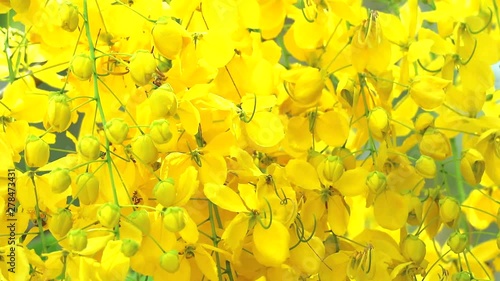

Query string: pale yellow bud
59 1 79 32
149 119 173 144
366 171 387 194
105 118 129 144
159 250 180 273
317 155 344 185
75 172 99 205
415 155 436 179
129 50 157 86
49 209 73 237
439 197 461 223
70 54 93 80
447 231 468 254
149 84 177 119
121 239 140 257
78 135 101 161
131 134 158 164
68 229 88 251
401 234 426 264
153 178 176 207
49 168 71 194
25 135 50 168
45 94 72 132
367 107 390 140
163 207 186 232
97 203 121 228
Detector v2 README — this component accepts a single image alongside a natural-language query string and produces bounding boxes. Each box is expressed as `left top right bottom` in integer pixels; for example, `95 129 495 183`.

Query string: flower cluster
0 0 499 280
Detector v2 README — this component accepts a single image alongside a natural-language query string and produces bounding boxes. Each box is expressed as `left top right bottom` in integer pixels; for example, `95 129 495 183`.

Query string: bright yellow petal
285 159 320 190
252 221 290 267
203 183 247 212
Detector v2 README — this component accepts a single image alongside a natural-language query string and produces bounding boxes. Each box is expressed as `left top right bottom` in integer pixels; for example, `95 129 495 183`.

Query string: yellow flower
419 128 452 160
24 135 50 168
409 75 450 110
366 171 387 194
283 66 324 106
460 148 485 185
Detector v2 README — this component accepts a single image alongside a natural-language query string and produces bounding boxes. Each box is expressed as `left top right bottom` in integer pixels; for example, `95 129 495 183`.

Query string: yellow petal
252 222 290 267
315 111 350 147
373 190 409 230
285 159 320 190
221 213 250 251
327 195 349 236
334 168 369 196
203 183 247 212
194 246 219 281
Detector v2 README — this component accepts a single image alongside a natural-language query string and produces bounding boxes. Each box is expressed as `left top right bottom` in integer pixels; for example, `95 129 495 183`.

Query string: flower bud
121 239 140 257
149 84 177 119
317 155 344 185
45 94 72 132
159 250 180 273
70 53 93 81
410 75 450 110
419 128 451 160
78 135 101 161
25 135 50 168
49 209 73 236
460 149 485 185
366 171 387 194
97 203 121 228
452 271 472 281
447 232 468 254
163 207 186 232
49 168 71 194
367 107 390 140
332 147 356 170
149 119 173 144
59 1 79 32
10 0 30 13
75 172 99 205
152 17 189 60
131 134 158 164
414 112 435 133
129 50 157 86
68 229 88 251
285 67 323 106
439 197 461 223
401 234 426 264
153 178 176 207
105 118 129 145
127 209 150 236
415 155 436 179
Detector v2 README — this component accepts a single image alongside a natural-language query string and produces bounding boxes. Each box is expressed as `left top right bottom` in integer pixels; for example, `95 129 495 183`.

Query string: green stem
452 138 465 202
208 202 223 281
83 0 120 237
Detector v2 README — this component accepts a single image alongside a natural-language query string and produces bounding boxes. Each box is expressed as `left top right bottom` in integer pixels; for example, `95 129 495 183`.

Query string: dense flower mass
0 0 500 280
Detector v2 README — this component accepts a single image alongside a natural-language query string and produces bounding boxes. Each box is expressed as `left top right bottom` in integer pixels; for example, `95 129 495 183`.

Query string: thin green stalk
82 0 120 235
208 202 223 281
